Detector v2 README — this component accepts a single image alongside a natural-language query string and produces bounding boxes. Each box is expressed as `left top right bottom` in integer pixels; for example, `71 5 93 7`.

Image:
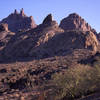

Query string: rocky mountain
59 13 97 33
0 14 99 62
0 8 36 32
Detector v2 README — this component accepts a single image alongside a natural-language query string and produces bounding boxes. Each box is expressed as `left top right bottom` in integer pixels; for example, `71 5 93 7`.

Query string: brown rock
43 14 53 24
0 14 99 61
59 13 93 32
0 9 37 32
1 27 99 60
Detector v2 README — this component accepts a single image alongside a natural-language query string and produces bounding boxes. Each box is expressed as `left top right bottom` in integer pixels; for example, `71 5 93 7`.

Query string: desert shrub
50 64 100 100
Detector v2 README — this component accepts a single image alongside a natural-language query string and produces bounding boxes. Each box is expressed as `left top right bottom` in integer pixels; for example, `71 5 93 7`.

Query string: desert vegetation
45 58 100 100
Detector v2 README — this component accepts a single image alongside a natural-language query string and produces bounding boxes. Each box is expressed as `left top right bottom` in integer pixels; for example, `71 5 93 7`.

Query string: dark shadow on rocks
78 52 100 65
8 78 27 90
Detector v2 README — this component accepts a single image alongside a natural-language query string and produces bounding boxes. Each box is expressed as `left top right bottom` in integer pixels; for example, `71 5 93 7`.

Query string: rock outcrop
0 23 15 40
29 30 99 58
0 14 63 60
0 9 37 32
0 13 99 61
0 24 15 51
59 13 95 33
43 14 53 24
0 23 8 32
41 14 58 29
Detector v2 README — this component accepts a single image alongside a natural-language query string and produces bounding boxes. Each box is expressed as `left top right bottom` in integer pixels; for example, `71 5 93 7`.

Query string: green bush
51 64 100 100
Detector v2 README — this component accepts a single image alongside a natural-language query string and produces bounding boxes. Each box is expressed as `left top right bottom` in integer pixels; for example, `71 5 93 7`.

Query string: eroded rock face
59 13 93 32
0 9 37 32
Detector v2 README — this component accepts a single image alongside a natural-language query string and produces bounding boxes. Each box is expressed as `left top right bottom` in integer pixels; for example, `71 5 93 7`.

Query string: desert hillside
0 9 100 100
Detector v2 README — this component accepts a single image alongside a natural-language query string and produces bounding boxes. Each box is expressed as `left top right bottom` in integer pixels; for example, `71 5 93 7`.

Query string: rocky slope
0 11 100 100
0 9 36 32
0 14 99 62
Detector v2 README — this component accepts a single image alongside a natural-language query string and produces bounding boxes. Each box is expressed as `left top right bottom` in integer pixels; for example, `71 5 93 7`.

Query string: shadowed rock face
0 24 8 32
0 14 63 60
0 24 9 40
43 14 52 24
59 13 95 32
0 9 37 32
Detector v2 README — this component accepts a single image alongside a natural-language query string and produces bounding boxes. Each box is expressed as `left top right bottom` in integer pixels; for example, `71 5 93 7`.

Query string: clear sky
0 0 100 32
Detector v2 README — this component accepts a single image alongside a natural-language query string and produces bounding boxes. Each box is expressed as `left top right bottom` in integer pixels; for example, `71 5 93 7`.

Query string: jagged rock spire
20 8 25 16
0 23 8 32
14 9 18 14
0 8 36 32
43 14 53 24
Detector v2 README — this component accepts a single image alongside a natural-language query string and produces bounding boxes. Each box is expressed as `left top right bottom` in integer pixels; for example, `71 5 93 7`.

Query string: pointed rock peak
43 14 53 24
30 16 33 19
42 14 59 28
14 9 18 14
20 8 26 16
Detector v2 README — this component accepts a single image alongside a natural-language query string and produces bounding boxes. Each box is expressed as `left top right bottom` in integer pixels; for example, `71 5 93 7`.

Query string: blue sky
0 0 100 32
